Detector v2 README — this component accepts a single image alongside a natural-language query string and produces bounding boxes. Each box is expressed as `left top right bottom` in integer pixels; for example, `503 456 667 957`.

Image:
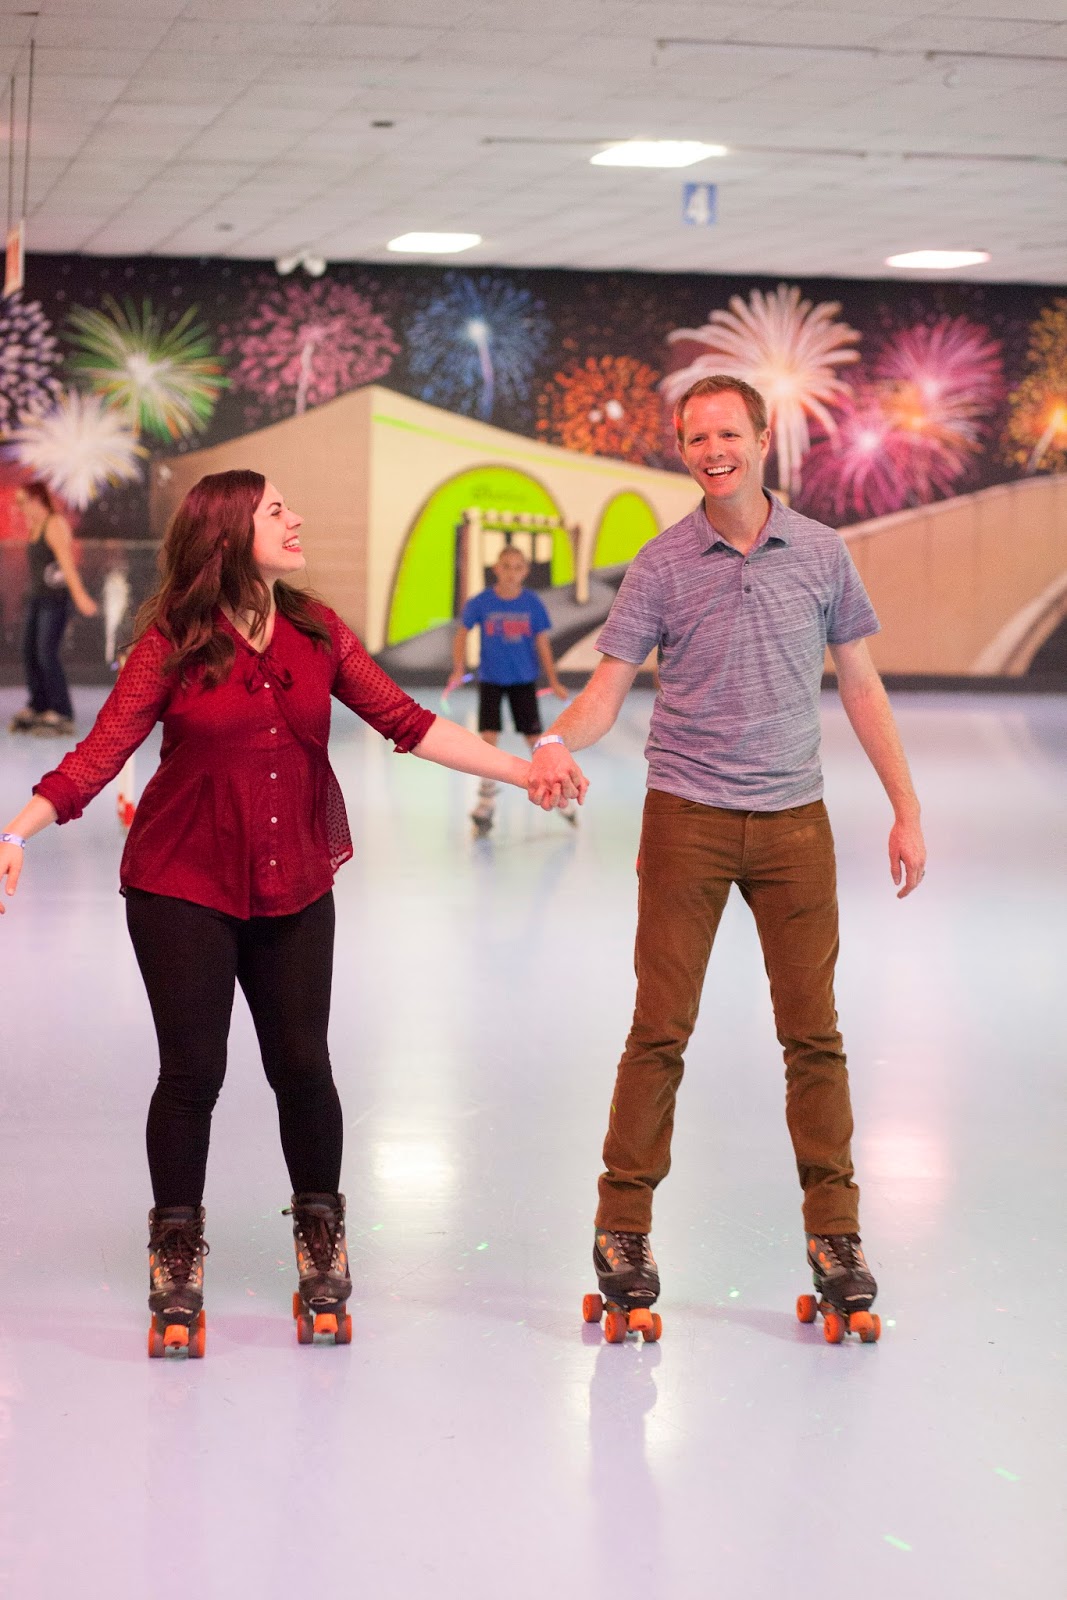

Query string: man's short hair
673 375 769 443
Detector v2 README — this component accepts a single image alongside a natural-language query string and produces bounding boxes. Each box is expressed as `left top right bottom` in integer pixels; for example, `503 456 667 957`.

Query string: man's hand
890 815 926 898
549 678 569 701
443 668 468 697
528 742 588 810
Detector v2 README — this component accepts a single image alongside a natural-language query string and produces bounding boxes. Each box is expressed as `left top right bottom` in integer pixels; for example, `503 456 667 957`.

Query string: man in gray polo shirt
528 374 926 1337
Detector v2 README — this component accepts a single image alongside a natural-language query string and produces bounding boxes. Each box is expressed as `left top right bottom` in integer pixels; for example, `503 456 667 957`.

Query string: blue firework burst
406 274 551 422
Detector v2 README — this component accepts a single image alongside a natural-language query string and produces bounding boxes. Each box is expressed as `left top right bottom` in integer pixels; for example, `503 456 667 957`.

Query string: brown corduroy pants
596 789 860 1236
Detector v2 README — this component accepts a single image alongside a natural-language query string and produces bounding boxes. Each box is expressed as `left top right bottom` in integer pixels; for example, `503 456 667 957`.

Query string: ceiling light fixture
591 140 727 168
885 249 991 270
387 232 482 254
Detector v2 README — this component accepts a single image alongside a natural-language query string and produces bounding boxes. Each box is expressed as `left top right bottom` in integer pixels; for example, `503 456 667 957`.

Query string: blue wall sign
682 183 718 226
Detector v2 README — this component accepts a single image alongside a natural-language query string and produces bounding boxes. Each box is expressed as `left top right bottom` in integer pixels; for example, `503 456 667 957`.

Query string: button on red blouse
33 605 436 919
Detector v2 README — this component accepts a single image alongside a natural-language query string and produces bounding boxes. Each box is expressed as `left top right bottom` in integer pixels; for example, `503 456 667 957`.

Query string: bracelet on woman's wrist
1 832 27 849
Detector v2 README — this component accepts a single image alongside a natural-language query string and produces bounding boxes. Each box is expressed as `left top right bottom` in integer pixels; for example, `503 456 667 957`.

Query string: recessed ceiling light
387 232 481 254
885 250 991 270
591 140 727 168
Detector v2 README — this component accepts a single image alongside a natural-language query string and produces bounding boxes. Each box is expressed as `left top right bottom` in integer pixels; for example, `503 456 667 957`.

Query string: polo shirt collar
696 492 791 554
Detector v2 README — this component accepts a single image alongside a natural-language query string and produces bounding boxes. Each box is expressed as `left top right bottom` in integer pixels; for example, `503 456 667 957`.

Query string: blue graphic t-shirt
461 587 552 685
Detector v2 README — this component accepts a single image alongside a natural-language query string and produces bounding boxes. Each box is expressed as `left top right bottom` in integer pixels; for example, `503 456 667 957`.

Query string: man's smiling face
677 390 771 507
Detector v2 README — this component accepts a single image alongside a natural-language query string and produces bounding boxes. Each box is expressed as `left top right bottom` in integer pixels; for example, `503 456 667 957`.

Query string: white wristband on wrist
1 832 27 849
531 734 565 754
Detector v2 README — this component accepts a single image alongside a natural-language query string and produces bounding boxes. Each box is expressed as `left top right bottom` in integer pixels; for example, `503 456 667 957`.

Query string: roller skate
582 1229 662 1343
796 1232 881 1344
470 780 497 836
285 1192 352 1346
147 1206 208 1358
8 705 37 733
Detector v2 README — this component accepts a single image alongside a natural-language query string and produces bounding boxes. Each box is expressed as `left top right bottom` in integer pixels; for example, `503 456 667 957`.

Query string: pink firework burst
799 388 917 520
799 316 1005 522
220 278 399 423
874 315 1004 446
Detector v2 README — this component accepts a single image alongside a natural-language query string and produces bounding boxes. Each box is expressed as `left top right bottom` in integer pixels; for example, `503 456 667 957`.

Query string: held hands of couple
527 736 589 812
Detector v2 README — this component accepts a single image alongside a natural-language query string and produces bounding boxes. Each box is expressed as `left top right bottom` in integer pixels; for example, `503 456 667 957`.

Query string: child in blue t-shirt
446 546 571 833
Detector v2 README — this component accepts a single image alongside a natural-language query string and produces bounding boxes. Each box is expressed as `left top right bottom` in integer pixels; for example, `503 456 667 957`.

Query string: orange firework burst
536 355 663 464
1004 298 1067 473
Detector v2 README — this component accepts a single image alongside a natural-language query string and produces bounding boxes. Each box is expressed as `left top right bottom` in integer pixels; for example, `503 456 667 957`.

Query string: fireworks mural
10 389 146 509
220 278 398 425
663 284 861 497
406 273 551 423
800 315 1005 520
0 293 62 434
65 296 227 443
536 355 663 464
1004 298 1067 475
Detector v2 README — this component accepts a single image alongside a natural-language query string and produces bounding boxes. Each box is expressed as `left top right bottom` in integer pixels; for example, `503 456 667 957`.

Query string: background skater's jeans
597 789 860 1236
22 593 73 719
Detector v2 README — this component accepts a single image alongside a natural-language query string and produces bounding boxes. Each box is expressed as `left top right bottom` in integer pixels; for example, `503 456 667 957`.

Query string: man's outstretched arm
527 655 641 809
829 637 926 898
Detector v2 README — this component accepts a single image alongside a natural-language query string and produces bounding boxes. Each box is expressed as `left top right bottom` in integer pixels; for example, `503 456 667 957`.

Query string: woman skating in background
0 469 573 1357
9 481 98 737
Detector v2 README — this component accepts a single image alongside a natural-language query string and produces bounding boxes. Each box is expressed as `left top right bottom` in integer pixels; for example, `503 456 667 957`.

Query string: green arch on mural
387 465 572 646
593 491 659 569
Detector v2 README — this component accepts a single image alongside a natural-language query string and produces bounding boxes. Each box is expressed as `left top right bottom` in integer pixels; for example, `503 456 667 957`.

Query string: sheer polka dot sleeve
329 615 436 752
33 629 173 823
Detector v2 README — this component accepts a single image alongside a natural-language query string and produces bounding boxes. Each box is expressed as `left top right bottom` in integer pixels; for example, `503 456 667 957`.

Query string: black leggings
125 888 342 1208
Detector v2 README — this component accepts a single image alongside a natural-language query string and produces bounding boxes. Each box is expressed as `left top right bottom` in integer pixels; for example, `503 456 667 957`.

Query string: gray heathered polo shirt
595 493 879 811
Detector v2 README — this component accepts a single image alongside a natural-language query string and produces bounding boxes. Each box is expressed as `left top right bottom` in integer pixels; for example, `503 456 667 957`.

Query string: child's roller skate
470 780 497 836
582 1229 662 1343
147 1205 208 1358
285 1192 353 1346
796 1232 881 1344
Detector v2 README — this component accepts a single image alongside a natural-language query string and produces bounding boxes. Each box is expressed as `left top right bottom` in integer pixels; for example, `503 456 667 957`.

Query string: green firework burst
65 295 228 442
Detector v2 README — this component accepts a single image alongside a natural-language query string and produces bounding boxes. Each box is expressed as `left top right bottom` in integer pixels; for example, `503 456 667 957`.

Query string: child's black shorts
477 680 542 736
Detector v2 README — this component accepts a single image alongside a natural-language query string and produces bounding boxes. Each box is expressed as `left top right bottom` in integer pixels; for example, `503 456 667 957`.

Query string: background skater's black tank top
26 527 65 600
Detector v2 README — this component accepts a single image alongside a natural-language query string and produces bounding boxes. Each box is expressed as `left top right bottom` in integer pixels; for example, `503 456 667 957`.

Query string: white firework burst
663 284 861 496
0 292 62 432
11 391 146 509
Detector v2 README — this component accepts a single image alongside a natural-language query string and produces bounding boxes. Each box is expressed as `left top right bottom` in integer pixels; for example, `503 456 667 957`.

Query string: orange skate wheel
296 1315 314 1345
796 1294 818 1324
148 1323 165 1359
292 1291 303 1320
642 1313 663 1343
861 1313 881 1344
164 1323 189 1351
314 1313 338 1338
603 1310 628 1344
189 1320 206 1359
335 1313 353 1345
628 1308 653 1335
822 1310 845 1344
849 1311 874 1339
582 1293 604 1324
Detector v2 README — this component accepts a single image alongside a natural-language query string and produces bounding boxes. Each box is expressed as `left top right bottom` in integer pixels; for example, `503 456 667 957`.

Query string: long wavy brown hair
136 469 331 684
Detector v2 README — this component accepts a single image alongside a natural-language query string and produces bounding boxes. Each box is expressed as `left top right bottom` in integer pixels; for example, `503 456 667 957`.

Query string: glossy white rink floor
1 685 1064 1600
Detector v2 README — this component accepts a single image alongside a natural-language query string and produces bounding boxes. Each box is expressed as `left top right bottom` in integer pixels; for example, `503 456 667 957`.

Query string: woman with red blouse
0 469 568 1357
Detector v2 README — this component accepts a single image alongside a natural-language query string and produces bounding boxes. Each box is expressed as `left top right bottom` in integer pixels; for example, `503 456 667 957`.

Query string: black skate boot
796 1233 881 1344
285 1192 353 1346
582 1229 662 1344
147 1206 208 1358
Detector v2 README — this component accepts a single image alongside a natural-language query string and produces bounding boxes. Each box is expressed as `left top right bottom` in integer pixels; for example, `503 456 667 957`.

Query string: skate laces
151 1220 207 1285
611 1231 654 1272
289 1206 343 1273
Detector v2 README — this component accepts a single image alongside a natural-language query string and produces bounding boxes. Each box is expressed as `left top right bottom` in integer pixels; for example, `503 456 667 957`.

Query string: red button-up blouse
33 605 436 919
